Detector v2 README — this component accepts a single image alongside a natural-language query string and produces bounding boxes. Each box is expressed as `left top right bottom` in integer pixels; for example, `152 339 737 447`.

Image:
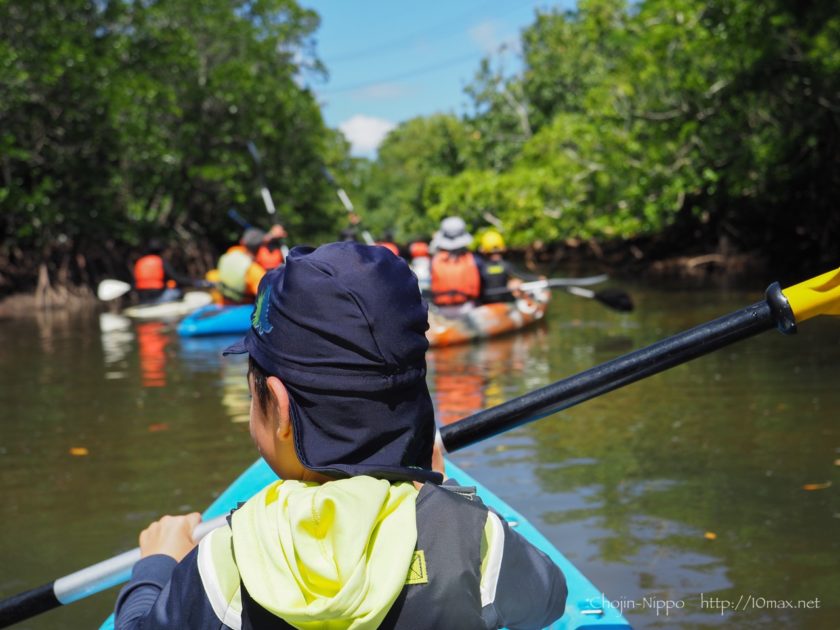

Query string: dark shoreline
0 247 777 319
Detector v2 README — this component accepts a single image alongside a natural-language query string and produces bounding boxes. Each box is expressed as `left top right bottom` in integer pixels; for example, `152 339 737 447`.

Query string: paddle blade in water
595 288 634 312
97 279 131 301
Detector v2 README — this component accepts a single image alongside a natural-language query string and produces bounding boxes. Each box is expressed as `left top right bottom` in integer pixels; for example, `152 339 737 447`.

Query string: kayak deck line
98 458 630 629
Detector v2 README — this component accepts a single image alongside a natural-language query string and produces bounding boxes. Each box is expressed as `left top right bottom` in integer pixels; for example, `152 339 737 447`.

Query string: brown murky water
1 283 838 628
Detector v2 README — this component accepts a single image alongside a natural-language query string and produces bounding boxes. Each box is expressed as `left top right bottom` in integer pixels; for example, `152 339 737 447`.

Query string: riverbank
0 247 770 319
523 238 769 288
0 290 100 318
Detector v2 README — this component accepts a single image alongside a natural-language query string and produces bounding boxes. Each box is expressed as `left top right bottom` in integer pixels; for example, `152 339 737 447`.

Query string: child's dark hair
247 356 272 413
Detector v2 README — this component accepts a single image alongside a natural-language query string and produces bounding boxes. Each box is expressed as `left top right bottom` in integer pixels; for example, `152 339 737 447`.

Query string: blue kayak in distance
176 304 253 337
99 459 630 629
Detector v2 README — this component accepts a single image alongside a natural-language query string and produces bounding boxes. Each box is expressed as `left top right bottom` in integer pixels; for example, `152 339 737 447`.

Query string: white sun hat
433 216 473 251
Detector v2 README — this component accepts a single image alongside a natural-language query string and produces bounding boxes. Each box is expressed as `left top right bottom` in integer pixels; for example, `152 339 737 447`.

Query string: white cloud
339 114 396 157
469 20 502 54
468 20 521 56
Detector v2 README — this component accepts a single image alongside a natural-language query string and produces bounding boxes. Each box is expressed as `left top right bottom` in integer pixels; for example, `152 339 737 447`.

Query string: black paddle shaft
0 582 60 628
441 283 796 452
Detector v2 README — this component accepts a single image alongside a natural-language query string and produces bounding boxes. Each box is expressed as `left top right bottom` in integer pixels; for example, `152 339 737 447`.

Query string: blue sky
299 1 573 156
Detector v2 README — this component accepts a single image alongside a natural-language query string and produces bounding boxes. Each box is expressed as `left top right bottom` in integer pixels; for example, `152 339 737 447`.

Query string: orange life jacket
255 244 284 270
134 255 165 290
430 251 481 306
377 242 400 257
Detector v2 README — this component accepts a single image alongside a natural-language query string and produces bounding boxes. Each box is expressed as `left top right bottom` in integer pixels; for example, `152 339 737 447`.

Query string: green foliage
521 0 628 128
373 0 840 270
0 0 346 287
461 59 532 172
357 114 474 241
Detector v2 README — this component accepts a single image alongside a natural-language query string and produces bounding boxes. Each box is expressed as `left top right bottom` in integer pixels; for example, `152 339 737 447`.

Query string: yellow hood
231 477 419 630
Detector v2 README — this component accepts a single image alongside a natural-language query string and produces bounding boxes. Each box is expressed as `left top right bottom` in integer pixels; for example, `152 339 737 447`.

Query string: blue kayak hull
177 304 252 337
100 459 630 629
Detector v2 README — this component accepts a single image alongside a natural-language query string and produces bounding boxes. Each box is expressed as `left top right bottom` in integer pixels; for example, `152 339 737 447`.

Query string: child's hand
433 431 447 480
139 513 202 561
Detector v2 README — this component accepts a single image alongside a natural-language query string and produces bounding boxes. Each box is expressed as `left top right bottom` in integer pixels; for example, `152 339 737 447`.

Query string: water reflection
177 335 239 373
220 357 251 424
520 296 840 628
427 328 550 426
99 314 174 387
177 335 250 423
99 313 133 375
136 322 170 387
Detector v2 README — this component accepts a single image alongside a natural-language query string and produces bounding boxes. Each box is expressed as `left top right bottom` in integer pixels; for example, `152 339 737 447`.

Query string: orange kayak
427 288 550 347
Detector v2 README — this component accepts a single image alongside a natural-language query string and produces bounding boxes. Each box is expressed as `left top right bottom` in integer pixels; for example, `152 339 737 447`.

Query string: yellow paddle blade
782 267 840 323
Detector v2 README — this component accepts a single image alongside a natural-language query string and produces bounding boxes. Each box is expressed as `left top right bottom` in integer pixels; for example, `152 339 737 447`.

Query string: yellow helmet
479 230 506 254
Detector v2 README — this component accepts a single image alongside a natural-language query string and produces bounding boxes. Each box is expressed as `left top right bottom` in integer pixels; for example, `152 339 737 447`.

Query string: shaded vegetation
0 0 350 300
2 0 838 302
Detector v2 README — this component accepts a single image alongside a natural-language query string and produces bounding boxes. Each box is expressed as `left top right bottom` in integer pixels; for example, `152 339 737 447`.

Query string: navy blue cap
224 242 441 484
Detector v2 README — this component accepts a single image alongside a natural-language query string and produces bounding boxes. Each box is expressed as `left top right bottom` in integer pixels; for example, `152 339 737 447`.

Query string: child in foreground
114 242 567 629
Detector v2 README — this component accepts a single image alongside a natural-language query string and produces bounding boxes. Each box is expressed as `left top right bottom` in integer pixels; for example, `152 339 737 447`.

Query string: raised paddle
226 207 254 230
519 274 609 289
321 166 375 245
96 279 132 301
1 267 838 627
246 140 277 216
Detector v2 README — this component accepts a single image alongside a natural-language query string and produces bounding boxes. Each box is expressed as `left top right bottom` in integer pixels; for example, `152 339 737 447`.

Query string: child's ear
266 376 292 439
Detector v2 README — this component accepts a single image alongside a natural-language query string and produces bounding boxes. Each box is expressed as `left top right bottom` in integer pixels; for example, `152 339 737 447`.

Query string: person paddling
255 224 287 271
429 216 483 316
113 242 567 629
476 230 530 304
213 228 267 305
133 239 198 304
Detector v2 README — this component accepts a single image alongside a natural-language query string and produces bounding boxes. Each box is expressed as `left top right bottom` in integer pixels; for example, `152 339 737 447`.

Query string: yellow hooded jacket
199 477 419 630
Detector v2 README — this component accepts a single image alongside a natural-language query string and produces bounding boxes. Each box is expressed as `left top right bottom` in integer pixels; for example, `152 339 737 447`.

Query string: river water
1 284 838 628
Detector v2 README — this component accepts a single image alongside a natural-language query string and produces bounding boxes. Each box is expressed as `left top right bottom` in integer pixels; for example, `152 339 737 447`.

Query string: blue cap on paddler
224 241 442 484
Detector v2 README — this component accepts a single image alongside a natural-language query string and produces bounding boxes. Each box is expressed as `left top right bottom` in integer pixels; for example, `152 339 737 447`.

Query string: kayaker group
131 216 532 314
132 224 282 305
